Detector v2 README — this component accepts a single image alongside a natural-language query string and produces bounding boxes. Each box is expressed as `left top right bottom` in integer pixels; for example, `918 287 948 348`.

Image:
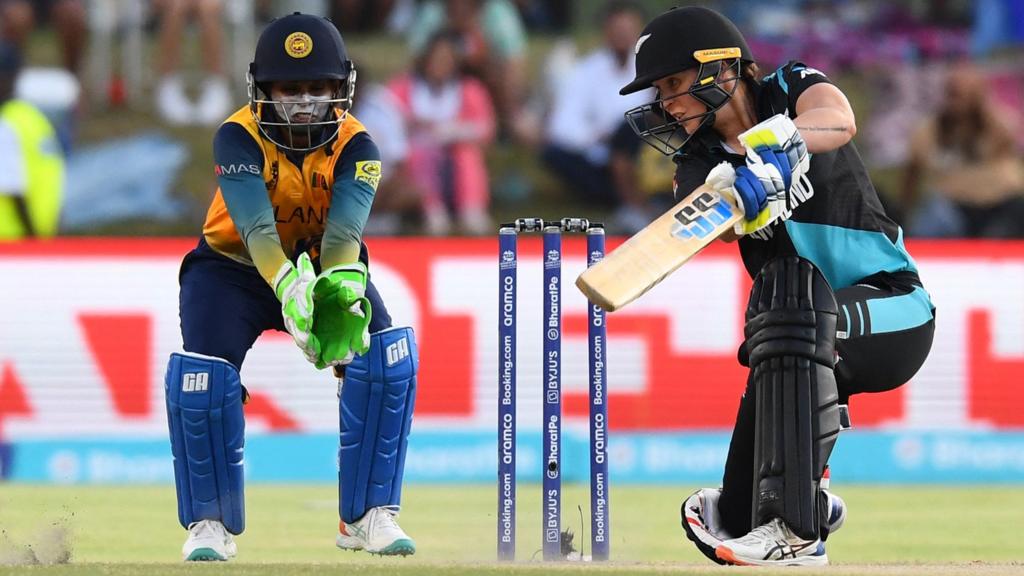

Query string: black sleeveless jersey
672 62 928 300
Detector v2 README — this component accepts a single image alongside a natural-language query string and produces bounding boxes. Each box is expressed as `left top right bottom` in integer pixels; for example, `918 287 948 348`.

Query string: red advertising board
0 238 1022 438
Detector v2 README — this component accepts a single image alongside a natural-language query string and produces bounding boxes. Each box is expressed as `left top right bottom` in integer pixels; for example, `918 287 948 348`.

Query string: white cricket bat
576 183 742 312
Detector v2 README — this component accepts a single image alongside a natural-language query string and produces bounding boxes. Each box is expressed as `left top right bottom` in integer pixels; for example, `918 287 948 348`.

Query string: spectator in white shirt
353 77 420 235
542 1 653 232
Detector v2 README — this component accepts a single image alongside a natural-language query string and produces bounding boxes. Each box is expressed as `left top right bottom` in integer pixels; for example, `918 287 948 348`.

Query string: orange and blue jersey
204 105 381 286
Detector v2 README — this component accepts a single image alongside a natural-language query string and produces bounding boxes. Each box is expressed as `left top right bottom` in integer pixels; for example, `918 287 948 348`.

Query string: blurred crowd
1 0 1023 240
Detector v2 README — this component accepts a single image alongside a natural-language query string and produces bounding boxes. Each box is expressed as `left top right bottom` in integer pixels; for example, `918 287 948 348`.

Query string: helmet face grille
625 103 692 156
247 68 357 152
625 59 741 157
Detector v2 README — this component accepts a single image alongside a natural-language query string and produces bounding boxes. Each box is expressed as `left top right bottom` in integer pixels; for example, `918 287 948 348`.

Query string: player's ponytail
742 62 762 84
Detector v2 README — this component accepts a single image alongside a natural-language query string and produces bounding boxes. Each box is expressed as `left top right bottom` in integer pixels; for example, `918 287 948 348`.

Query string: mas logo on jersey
354 161 381 190
670 190 734 240
215 163 261 176
285 32 313 58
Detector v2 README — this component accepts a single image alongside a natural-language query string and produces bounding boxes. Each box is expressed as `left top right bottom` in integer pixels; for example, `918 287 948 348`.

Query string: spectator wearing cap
0 43 65 240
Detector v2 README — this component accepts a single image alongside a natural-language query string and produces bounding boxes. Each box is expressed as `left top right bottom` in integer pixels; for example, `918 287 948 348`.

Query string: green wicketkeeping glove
273 252 321 365
311 263 372 369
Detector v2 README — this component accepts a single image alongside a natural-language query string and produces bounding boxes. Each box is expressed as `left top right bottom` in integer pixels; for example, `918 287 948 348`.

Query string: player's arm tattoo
795 125 853 133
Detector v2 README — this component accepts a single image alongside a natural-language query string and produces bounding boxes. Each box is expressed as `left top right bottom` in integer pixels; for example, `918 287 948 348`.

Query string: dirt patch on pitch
0 522 73 566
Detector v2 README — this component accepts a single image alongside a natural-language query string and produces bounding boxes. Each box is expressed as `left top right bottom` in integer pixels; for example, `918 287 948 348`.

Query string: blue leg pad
165 352 245 535
339 327 418 523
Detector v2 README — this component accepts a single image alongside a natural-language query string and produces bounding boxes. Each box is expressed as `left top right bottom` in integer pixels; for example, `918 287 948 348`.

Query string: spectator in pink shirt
387 30 496 235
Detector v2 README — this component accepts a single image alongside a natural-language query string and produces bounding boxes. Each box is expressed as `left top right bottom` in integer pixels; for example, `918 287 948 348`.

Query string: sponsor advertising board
1 239 1022 483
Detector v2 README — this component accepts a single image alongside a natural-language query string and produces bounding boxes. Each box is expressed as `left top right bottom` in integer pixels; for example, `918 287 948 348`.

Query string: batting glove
705 161 772 236
739 114 812 221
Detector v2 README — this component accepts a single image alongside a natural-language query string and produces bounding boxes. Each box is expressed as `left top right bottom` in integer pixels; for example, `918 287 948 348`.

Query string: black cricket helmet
247 12 357 152
620 6 753 155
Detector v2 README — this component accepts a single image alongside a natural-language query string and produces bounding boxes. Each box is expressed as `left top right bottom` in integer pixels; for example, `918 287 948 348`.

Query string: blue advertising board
6 429 1024 485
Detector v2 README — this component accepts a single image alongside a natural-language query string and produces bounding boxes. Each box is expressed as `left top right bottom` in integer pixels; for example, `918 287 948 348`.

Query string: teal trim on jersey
783 221 920 289
320 133 380 267
770 65 790 94
326 176 373 239
774 70 790 94
320 173 374 264
866 286 934 334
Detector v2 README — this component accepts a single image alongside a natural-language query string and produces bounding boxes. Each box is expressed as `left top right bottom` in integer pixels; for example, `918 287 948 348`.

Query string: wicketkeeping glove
274 252 321 364
311 263 372 369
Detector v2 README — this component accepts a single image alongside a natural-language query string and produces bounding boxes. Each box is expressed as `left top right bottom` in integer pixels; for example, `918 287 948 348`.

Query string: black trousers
717 279 935 537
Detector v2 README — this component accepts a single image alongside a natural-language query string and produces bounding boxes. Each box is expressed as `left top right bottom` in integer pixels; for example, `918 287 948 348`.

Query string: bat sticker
670 191 734 239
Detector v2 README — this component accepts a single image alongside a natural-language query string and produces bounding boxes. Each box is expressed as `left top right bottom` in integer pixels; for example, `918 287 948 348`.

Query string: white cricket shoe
684 487 846 564
336 506 416 556
680 488 735 565
716 517 827 566
182 519 237 561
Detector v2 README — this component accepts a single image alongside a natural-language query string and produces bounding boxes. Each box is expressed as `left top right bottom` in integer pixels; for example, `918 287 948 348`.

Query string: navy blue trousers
179 239 393 369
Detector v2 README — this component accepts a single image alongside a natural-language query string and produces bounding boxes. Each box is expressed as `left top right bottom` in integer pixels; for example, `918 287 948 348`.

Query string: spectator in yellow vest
0 42 64 240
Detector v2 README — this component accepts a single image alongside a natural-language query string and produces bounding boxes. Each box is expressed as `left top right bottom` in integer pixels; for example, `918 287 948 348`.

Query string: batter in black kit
618 6 935 566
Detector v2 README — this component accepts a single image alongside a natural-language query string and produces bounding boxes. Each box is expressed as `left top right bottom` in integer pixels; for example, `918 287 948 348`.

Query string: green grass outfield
1 484 1022 575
